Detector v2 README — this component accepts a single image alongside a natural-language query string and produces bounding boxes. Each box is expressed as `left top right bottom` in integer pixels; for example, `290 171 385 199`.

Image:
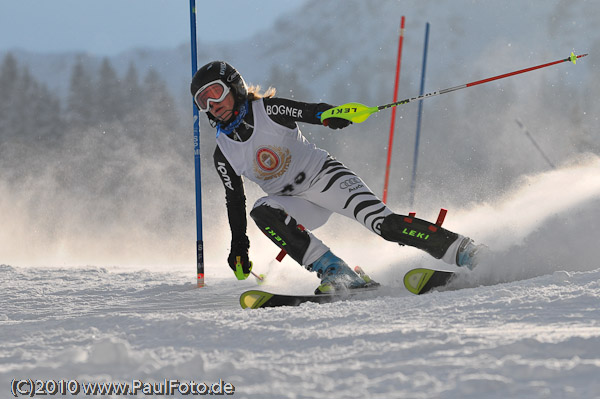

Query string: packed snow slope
1 266 600 398
1 156 599 398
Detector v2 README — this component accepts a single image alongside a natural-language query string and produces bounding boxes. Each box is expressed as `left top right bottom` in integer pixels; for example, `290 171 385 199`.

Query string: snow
2 157 600 398
2 267 599 398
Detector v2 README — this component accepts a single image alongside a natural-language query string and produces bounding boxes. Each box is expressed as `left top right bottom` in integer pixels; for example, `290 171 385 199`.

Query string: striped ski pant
252 157 393 265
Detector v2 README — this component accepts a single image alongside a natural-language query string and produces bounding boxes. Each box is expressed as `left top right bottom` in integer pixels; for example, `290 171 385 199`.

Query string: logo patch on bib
254 146 291 180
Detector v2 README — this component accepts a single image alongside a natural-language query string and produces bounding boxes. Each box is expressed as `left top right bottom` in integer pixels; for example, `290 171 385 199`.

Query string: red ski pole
321 52 588 124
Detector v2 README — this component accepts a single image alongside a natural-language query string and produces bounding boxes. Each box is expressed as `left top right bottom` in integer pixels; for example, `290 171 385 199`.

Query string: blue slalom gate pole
189 0 204 287
409 22 430 207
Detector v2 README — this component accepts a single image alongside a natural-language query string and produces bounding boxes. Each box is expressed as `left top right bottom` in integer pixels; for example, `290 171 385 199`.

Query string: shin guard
250 204 312 265
380 214 458 259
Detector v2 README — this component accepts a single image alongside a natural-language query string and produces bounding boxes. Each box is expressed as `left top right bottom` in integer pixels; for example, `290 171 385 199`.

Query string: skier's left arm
263 97 352 130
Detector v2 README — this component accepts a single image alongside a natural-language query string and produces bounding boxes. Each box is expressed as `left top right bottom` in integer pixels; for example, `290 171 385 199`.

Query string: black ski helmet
190 61 247 122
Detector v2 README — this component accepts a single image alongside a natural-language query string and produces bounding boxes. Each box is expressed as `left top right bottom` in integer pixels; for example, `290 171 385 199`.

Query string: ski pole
235 257 266 284
251 270 265 282
321 52 588 124
515 118 556 169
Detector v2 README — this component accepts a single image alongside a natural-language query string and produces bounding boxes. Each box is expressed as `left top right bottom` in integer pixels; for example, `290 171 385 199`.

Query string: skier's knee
380 214 459 259
250 204 311 265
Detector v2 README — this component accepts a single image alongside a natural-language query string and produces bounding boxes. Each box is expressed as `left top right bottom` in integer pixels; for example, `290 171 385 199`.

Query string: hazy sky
0 0 307 55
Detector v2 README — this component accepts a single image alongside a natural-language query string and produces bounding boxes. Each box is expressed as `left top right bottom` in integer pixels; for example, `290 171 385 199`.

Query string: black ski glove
316 104 352 130
227 236 252 280
323 117 352 130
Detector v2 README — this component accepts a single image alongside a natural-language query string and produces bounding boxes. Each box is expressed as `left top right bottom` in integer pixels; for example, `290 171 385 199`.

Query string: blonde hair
247 84 276 100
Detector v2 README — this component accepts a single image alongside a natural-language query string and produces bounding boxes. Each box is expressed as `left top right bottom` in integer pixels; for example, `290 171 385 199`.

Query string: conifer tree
67 57 94 127
0 53 20 141
140 67 178 129
122 62 142 117
95 57 124 123
0 53 63 145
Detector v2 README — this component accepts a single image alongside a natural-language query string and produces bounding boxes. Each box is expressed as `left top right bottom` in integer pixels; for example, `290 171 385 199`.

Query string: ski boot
456 237 485 270
309 251 379 294
353 266 381 289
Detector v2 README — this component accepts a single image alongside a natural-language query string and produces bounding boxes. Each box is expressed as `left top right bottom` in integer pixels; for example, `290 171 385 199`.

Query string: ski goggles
193 80 230 112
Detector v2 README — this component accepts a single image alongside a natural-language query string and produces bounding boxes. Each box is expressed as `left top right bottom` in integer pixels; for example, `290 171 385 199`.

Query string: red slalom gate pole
383 16 405 204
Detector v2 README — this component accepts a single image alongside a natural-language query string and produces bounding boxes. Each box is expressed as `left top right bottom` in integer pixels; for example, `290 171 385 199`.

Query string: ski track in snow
2 157 600 398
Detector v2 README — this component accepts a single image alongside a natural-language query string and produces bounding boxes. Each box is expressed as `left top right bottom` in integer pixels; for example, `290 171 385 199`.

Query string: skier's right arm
262 97 352 130
213 147 252 280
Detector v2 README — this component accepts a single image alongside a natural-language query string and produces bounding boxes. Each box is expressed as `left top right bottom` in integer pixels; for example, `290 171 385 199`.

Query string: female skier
191 61 482 293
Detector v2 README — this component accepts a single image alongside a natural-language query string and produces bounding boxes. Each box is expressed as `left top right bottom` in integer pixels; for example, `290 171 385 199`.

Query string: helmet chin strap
216 100 248 138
